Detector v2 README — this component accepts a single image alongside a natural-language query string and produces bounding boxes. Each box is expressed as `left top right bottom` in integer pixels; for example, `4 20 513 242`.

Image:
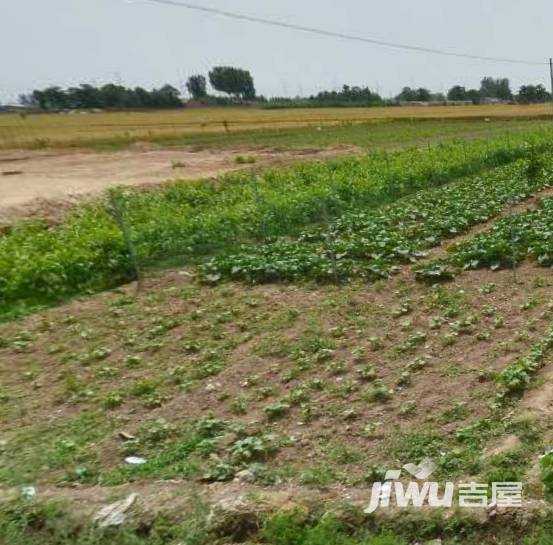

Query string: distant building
398 100 473 107
398 101 431 107
479 97 510 105
0 104 35 113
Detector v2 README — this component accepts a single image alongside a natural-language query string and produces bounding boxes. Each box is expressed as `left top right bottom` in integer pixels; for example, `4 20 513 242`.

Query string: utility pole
550 58 553 119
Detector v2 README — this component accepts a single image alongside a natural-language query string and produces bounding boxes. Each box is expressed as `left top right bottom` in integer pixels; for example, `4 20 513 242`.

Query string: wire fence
103 141 546 293
104 165 363 293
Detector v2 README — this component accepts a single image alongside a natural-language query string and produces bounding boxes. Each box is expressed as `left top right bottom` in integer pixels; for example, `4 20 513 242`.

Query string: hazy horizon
3 0 553 103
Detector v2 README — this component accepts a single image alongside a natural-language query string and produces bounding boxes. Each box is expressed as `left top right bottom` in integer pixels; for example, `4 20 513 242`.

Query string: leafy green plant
264 401 291 420
203 153 553 284
498 325 553 396
363 381 391 403
542 451 553 496
3 132 552 319
229 435 276 462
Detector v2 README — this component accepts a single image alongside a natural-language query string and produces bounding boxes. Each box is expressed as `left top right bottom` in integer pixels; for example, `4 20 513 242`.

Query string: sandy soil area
0 145 352 225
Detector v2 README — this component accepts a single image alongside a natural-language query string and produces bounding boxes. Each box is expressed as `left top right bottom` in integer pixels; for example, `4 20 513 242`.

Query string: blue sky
2 0 552 102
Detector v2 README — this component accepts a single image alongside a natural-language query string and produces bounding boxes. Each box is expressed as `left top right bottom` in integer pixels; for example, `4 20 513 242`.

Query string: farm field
0 146 350 227
2 115 553 227
2 126 553 544
1 104 553 150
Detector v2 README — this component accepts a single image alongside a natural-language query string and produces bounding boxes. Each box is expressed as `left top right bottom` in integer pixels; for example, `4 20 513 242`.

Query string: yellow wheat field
1 103 552 149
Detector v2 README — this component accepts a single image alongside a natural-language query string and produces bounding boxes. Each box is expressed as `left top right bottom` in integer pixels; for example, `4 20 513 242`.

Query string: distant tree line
21 84 183 111
18 70 552 111
444 77 515 103
252 86 384 109
308 85 383 106
398 77 551 105
263 77 551 110
21 66 257 111
395 87 445 103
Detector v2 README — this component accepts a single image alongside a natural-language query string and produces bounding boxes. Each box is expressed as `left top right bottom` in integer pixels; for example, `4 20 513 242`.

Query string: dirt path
0 145 354 225
0 479 534 531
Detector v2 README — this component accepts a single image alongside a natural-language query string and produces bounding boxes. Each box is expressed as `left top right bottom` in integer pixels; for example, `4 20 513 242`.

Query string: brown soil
1 262 552 482
0 144 355 226
2 167 553 532
1 256 552 536
523 362 553 417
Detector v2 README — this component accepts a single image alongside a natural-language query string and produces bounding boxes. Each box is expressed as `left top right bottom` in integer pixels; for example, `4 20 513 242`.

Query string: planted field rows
417 195 553 280
203 155 553 283
2 133 551 319
2 246 553 513
3 130 553 544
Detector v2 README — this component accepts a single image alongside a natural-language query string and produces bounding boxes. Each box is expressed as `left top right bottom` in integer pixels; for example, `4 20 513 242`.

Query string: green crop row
124 132 553 260
417 193 553 280
498 324 553 396
202 155 553 283
1 130 552 318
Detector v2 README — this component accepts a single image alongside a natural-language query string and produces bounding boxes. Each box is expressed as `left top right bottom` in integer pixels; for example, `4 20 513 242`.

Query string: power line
131 0 546 66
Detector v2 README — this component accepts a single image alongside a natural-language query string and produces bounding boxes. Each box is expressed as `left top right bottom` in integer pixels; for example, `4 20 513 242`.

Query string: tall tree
447 85 467 101
480 77 512 100
465 89 482 104
395 87 432 102
67 84 104 109
186 75 207 99
209 66 255 100
518 84 551 104
32 86 67 110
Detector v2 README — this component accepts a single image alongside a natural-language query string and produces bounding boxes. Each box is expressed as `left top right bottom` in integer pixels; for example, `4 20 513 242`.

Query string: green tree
396 87 417 101
67 84 104 109
101 84 132 108
186 75 207 99
32 86 67 110
311 84 382 105
447 85 467 101
480 77 512 100
465 89 482 104
395 87 432 102
209 66 256 100
151 84 182 108
30 83 183 110
416 88 432 101
518 84 551 104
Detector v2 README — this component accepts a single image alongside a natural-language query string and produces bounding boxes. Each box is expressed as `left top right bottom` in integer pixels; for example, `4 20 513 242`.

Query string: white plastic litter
125 456 147 465
20 486 36 498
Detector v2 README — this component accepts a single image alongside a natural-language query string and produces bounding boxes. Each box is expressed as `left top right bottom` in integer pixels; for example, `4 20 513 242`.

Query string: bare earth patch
1 261 552 480
0 262 552 537
0 144 354 226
